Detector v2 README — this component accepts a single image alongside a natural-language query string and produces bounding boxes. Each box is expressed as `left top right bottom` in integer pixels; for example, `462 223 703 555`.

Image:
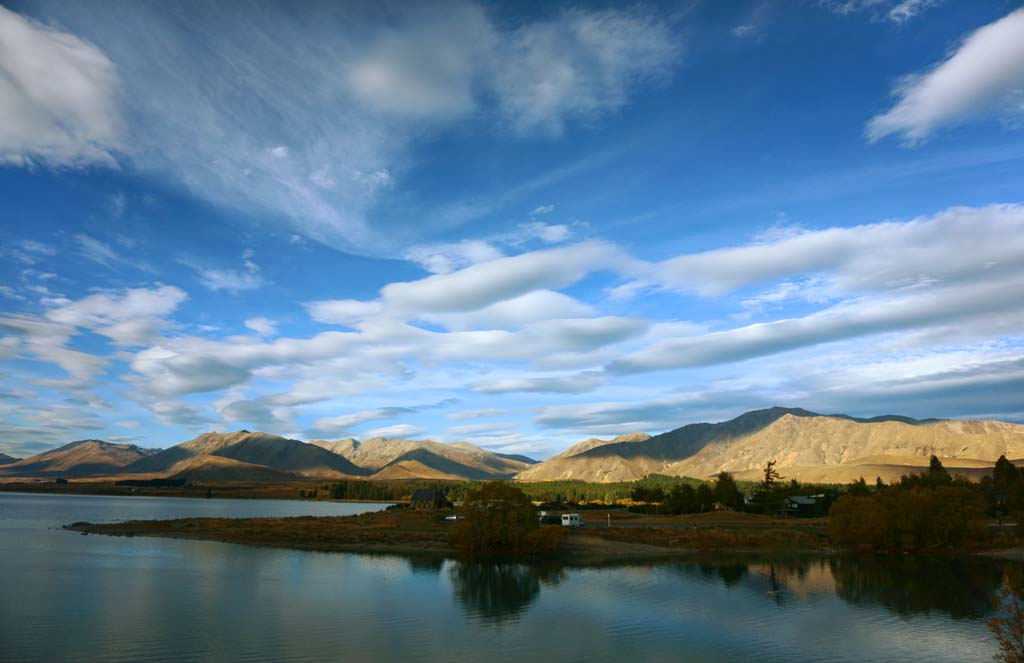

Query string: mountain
0 452 19 465
311 437 535 480
123 431 367 480
516 407 1024 483
0 440 158 478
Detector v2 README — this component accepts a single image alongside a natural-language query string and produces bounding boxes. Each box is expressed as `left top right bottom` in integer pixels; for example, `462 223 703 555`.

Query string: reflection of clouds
1 494 1006 663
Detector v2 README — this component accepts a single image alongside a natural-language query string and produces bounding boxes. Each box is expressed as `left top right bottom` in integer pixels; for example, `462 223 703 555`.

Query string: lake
0 491 1010 662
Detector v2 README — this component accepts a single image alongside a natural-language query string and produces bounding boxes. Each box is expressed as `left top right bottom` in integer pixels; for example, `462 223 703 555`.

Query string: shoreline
62 509 838 564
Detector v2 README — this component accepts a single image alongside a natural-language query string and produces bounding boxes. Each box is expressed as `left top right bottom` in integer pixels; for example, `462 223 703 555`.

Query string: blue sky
2 0 1023 458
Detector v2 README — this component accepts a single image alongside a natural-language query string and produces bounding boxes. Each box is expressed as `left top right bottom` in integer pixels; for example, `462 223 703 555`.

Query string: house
409 488 450 511
778 495 821 517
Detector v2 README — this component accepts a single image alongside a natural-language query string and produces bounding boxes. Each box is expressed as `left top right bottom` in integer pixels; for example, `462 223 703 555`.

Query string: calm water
0 492 1011 662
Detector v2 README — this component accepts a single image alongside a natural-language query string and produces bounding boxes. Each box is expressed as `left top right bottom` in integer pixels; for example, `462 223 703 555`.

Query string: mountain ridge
516 407 1024 483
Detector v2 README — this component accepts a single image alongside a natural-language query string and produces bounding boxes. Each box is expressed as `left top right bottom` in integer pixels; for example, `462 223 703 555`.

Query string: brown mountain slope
312 437 533 480
550 432 651 461
0 440 157 477
516 407 1024 483
124 431 367 479
166 455 299 482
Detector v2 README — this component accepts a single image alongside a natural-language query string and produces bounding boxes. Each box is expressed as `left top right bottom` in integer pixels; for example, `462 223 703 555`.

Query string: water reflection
449 560 565 624
674 555 1006 618
829 556 1004 619
407 556 444 576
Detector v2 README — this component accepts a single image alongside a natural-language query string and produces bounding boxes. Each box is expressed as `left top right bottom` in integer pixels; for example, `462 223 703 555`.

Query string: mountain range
0 430 535 482
2 407 1023 484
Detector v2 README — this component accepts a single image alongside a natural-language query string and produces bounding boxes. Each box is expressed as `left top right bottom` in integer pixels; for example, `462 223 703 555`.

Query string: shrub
451 483 540 555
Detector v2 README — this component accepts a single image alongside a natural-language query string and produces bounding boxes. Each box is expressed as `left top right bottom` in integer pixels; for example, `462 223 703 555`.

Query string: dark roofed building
410 488 449 511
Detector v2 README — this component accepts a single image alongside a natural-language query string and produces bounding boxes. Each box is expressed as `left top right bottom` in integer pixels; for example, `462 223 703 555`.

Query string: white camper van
561 513 583 528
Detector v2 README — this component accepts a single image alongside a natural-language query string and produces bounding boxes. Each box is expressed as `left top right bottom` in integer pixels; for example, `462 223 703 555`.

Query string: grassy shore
64 508 841 562
0 479 349 501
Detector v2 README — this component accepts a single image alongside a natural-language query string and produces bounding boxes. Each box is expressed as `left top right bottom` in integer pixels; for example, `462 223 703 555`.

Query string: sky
1 0 1023 459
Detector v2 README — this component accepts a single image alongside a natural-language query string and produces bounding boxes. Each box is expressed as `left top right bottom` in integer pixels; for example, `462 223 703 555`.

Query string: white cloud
45 284 187 346
531 204 555 216
425 290 594 331
0 5 122 167
12 3 680 254
868 8 1024 143
730 24 757 38
608 276 1024 374
382 241 627 314
346 4 493 119
194 268 265 293
403 240 503 274
448 408 507 421
492 8 680 135
364 423 426 439
244 317 278 337
75 233 122 268
0 314 106 382
647 204 1024 297
473 370 606 394
824 0 941 23
305 299 384 327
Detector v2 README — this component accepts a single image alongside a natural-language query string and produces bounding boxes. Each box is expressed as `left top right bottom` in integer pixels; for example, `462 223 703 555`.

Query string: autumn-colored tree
452 483 560 555
990 571 1024 663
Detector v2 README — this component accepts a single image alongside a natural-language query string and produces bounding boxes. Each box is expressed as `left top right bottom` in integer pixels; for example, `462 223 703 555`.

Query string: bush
451 483 541 555
829 485 986 553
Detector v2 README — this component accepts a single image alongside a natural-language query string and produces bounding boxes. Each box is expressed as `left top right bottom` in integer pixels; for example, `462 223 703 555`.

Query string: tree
663 484 696 515
848 477 871 497
926 455 952 487
714 472 743 509
630 486 665 503
695 483 715 512
761 460 782 491
995 455 1019 489
452 483 543 555
991 571 1024 663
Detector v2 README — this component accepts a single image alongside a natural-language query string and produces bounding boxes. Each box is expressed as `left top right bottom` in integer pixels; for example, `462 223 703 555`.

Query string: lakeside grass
64 508 846 562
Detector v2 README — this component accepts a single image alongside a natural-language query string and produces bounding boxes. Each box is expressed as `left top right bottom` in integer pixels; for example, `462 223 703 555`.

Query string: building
409 488 449 511
778 495 821 517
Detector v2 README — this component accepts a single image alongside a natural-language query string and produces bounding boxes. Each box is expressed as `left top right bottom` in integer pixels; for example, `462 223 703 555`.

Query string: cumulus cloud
868 8 1024 143
0 5 122 167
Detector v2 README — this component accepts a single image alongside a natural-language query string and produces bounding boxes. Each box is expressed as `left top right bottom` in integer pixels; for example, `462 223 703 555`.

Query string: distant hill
0 452 20 465
123 431 367 480
516 407 1024 483
311 437 535 480
0 440 157 478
